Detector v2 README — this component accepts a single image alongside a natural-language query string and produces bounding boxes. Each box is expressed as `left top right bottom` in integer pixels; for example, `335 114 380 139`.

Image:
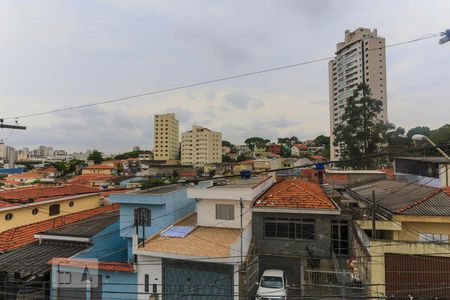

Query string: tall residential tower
329 28 387 161
153 113 179 161
181 125 222 166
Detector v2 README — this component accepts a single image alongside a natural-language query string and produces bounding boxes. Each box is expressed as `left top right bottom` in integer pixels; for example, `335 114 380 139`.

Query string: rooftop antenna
439 29 450 44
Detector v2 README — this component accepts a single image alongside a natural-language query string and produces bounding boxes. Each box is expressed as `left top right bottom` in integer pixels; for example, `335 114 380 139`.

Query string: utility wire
0 33 440 121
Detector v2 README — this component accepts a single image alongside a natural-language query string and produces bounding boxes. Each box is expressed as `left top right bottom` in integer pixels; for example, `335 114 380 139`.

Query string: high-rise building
153 113 179 161
329 28 387 161
181 125 222 166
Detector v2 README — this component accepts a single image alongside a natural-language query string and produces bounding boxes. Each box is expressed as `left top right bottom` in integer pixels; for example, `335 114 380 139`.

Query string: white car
255 269 288 300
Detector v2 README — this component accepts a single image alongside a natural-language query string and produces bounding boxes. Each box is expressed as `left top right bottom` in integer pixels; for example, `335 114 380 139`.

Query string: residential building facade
329 28 387 161
181 125 222 166
154 113 179 161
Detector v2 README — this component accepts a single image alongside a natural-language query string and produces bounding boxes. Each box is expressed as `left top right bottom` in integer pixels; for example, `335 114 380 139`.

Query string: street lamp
412 134 450 162
440 29 450 45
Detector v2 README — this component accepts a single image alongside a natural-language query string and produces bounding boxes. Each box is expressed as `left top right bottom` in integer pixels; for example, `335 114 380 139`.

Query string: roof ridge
397 188 444 214
292 181 335 208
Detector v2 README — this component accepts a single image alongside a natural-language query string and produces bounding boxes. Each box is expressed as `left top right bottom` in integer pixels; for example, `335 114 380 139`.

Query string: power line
0 32 441 121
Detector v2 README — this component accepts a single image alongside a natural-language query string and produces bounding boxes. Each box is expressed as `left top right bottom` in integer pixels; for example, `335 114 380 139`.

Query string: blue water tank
240 170 252 179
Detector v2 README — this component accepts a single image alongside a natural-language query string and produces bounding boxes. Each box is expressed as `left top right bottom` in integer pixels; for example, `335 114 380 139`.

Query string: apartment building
153 113 179 161
181 125 222 166
329 28 387 161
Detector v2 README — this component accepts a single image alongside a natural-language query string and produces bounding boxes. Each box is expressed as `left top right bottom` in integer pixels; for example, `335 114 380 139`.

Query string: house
67 173 115 188
82 164 115 175
0 185 101 232
6 171 43 184
393 156 450 187
291 144 309 156
134 176 275 300
253 158 283 172
253 143 266 156
344 179 450 298
252 178 347 293
122 158 141 175
138 151 153 161
0 210 122 299
265 144 281 155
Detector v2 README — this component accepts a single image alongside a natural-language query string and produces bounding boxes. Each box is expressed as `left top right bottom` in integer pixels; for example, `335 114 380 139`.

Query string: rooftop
253 177 338 211
139 184 184 195
0 185 100 209
49 258 134 273
349 179 440 214
139 213 241 258
394 156 450 164
83 164 114 170
0 204 119 252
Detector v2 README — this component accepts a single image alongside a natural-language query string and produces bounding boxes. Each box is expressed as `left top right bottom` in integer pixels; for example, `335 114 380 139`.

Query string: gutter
34 234 91 243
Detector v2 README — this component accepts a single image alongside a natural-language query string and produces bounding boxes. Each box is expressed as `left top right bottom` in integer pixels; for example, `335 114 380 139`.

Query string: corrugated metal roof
0 241 87 276
400 191 450 216
349 179 437 213
394 156 450 164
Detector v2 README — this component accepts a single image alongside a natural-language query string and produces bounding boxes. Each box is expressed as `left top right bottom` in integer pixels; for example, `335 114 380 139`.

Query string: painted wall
82 168 113 175
50 265 137 300
0 194 100 232
394 221 450 241
75 221 128 262
197 199 252 229
136 256 162 300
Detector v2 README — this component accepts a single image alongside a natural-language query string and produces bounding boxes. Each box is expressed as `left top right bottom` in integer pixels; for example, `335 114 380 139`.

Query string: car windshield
260 276 283 288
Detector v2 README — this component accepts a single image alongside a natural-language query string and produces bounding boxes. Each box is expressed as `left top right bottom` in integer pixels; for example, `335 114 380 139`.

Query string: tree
314 135 330 147
406 126 431 141
430 124 450 145
87 150 104 164
114 150 144 160
333 83 388 169
236 154 248 162
280 145 291 158
245 137 270 150
222 155 233 162
222 140 233 148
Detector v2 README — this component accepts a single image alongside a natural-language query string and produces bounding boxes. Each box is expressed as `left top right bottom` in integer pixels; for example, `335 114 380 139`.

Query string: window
331 220 349 254
215 204 234 220
144 274 149 292
32 208 39 215
263 217 315 240
69 201 74 207
49 204 60 216
134 208 151 226
5 213 13 221
419 233 449 242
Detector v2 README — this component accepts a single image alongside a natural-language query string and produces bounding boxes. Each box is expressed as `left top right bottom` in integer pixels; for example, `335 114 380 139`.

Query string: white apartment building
153 113 179 161
329 28 388 161
181 125 222 166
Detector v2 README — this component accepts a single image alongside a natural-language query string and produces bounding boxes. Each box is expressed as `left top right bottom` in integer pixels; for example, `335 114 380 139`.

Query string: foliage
208 169 216 177
280 145 291 158
114 150 144 160
196 167 204 176
244 137 270 150
222 140 233 148
87 150 104 164
406 126 431 141
236 154 248 162
50 159 82 176
314 135 330 147
222 155 233 162
333 83 389 169
141 178 164 189
430 124 450 146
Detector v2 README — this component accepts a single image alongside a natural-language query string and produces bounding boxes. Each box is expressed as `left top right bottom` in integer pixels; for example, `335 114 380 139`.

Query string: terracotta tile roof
141 213 241 258
83 164 114 170
253 177 337 210
37 167 58 173
0 204 119 252
68 174 113 185
293 144 309 150
7 172 42 179
0 185 100 208
311 155 327 160
49 258 134 272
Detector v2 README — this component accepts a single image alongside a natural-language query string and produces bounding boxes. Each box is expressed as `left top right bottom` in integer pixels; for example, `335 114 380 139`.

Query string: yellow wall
366 240 450 298
0 194 100 232
82 169 112 175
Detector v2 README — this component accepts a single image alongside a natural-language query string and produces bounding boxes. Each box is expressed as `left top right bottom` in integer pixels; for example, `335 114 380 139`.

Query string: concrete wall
136 256 162 300
197 199 252 229
252 212 344 258
0 194 100 232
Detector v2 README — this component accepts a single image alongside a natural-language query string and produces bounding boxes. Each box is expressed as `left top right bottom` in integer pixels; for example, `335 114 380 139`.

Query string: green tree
222 155 233 162
114 150 144 160
87 150 104 164
314 135 330 147
280 145 291 158
406 126 431 141
222 140 233 148
430 124 450 145
244 137 270 150
333 83 388 169
236 154 248 162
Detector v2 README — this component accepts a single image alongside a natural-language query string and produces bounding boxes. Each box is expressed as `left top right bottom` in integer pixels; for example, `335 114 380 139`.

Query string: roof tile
49 258 134 272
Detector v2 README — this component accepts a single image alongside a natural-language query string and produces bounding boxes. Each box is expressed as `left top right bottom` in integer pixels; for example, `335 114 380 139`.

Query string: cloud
223 91 263 110
269 117 299 128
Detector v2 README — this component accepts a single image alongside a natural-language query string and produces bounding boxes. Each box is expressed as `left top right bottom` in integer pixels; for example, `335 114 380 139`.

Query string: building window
32 208 39 215
134 208 151 226
264 217 315 240
5 213 13 221
144 274 149 292
215 204 234 220
49 204 60 216
331 220 349 254
419 233 449 242
69 201 74 207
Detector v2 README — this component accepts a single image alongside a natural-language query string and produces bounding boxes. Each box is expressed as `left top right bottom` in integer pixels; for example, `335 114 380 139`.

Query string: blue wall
0 167 25 174
75 221 128 262
51 266 137 300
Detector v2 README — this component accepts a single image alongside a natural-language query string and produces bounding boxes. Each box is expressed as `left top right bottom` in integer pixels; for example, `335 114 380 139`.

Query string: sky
0 0 449 154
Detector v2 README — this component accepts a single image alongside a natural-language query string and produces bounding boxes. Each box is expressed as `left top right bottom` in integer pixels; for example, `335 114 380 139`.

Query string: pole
240 197 243 269
424 137 450 162
371 190 376 239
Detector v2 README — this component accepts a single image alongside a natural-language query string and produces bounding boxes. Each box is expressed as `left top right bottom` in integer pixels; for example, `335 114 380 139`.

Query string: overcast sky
0 0 449 154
